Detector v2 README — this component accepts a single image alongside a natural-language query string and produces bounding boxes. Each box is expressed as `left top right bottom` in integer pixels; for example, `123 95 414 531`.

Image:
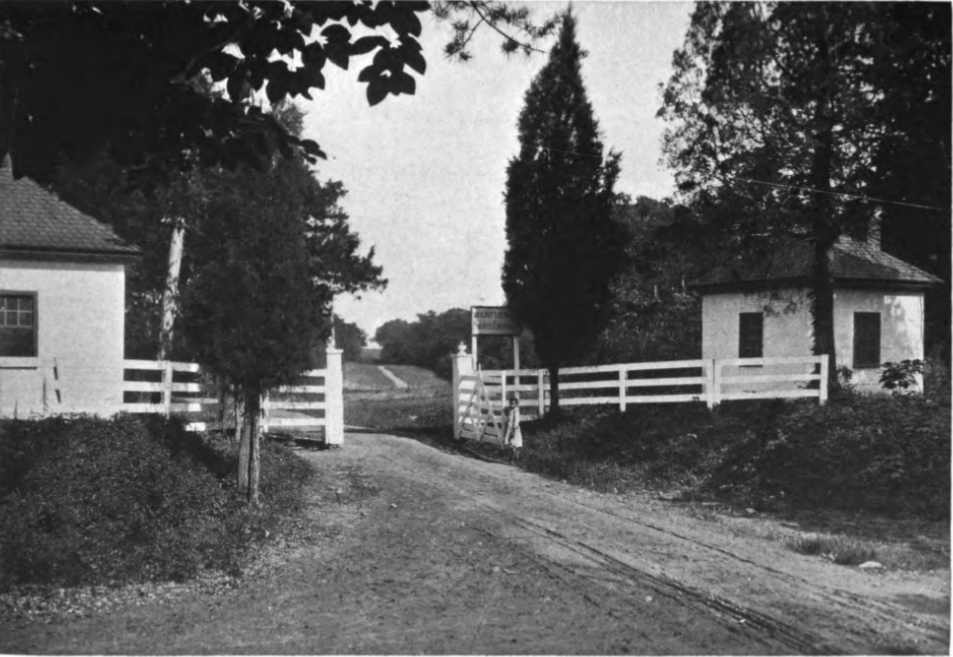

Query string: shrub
786 534 877 566
0 415 313 592
880 359 924 393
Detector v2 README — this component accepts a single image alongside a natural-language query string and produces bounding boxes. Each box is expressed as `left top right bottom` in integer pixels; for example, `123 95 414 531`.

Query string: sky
301 2 694 340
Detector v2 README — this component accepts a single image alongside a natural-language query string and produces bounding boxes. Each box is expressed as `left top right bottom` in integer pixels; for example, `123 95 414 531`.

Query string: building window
739 312 763 359
0 294 37 357
853 312 881 369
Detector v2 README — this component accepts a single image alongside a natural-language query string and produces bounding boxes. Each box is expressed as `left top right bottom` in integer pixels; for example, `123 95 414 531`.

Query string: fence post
261 390 270 435
819 354 829 406
162 361 174 418
711 359 722 409
537 369 545 417
705 359 716 409
325 342 344 446
618 367 627 412
452 342 473 439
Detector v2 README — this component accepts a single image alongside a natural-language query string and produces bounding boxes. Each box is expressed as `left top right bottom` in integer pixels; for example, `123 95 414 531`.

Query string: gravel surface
2 431 948 654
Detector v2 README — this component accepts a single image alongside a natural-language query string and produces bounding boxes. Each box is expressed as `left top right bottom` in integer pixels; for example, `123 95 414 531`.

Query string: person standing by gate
503 395 523 462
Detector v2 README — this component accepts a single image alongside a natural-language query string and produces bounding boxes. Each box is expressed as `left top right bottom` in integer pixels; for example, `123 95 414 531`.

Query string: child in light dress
503 395 523 462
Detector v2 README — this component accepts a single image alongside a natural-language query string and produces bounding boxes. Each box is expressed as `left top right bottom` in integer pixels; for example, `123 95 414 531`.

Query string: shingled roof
689 236 941 291
0 156 140 260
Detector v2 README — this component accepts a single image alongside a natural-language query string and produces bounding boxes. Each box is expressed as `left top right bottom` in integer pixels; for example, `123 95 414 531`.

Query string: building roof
689 236 942 292
0 155 141 260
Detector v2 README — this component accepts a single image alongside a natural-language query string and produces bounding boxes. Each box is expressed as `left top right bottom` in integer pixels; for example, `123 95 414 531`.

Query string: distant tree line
374 309 535 380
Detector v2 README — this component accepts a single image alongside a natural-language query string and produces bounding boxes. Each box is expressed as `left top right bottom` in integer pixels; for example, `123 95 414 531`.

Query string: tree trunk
809 20 840 393
237 390 250 495
237 383 261 503
231 384 244 443
811 233 838 391
548 364 560 414
158 219 186 360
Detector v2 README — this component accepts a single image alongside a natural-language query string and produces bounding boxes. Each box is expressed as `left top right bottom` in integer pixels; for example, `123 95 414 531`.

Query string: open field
383 364 449 389
343 362 394 391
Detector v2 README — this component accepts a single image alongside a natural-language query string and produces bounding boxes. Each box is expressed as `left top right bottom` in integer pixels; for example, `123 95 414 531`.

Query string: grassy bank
0 416 313 592
346 388 949 522
515 394 949 520
345 392 453 431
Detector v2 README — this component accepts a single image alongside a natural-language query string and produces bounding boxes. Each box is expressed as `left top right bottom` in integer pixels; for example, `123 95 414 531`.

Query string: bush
0 415 313 592
745 395 950 517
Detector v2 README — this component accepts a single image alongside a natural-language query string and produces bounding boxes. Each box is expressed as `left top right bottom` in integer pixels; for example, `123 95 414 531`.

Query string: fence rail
121 348 344 444
453 352 828 441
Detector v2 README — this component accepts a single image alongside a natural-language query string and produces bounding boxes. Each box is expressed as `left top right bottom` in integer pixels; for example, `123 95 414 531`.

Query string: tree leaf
366 79 388 107
350 35 388 56
357 65 379 83
403 45 426 75
392 71 416 96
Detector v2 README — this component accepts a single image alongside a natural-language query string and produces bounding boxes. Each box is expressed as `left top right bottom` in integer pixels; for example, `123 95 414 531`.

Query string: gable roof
0 156 141 261
689 236 942 292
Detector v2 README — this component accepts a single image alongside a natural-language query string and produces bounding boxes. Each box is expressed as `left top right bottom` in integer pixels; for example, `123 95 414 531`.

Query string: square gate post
453 342 473 439
325 342 344 446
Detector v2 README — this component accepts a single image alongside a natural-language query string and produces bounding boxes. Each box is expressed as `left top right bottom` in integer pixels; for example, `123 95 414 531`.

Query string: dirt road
2 432 948 654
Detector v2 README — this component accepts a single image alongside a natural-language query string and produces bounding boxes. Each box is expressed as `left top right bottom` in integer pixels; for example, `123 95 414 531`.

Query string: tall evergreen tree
503 10 624 411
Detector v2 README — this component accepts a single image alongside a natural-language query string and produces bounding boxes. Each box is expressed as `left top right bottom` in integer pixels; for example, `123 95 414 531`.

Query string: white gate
454 368 505 444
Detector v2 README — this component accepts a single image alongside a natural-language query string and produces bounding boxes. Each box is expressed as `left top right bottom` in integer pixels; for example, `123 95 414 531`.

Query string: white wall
834 289 924 393
701 288 814 392
701 287 926 394
0 259 127 417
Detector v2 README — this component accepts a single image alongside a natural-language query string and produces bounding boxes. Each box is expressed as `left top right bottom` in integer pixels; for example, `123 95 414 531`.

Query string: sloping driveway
2 432 948 654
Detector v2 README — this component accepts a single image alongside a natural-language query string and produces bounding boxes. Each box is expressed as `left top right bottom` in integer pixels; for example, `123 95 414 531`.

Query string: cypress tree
503 10 624 412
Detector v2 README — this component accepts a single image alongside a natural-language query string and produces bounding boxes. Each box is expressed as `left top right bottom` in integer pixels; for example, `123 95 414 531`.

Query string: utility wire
516 141 949 213
721 175 949 213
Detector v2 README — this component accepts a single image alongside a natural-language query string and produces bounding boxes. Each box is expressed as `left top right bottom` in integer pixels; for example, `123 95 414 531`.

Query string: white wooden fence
452 347 828 442
122 347 344 445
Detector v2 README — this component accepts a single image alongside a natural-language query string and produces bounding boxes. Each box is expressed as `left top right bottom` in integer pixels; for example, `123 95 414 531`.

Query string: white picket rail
452 350 828 439
122 347 344 445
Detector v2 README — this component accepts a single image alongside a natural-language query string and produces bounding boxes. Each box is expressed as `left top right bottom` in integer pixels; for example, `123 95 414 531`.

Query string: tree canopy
502 10 624 410
0 1 431 183
0 1 559 186
659 2 952 378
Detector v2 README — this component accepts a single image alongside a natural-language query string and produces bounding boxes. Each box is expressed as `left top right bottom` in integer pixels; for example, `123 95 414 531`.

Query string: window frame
853 311 882 370
0 291 38 358
738 311 764 361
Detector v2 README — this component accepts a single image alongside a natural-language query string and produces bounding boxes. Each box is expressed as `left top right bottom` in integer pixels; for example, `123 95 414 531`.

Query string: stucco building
689 226 941 394
0 156 141 416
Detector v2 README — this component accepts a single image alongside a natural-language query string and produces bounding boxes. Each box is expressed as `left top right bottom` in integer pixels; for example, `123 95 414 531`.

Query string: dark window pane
0 294 37 356
739 312 764 358
853 312 881 369
0 328 36 357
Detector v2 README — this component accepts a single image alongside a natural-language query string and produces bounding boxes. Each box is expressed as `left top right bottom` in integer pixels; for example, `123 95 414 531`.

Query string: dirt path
2 432 948 654
377 365 409 389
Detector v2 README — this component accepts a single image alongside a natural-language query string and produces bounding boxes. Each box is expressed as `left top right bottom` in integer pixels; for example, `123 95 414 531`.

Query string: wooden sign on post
470 306 521 370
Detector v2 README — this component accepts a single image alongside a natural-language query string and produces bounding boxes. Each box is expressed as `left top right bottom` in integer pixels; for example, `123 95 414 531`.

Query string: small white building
689 227 940 394
0 156 141 417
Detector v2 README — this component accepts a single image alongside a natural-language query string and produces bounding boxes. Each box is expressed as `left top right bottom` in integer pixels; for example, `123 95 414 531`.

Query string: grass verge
786 534 878 566
0 415 313 593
